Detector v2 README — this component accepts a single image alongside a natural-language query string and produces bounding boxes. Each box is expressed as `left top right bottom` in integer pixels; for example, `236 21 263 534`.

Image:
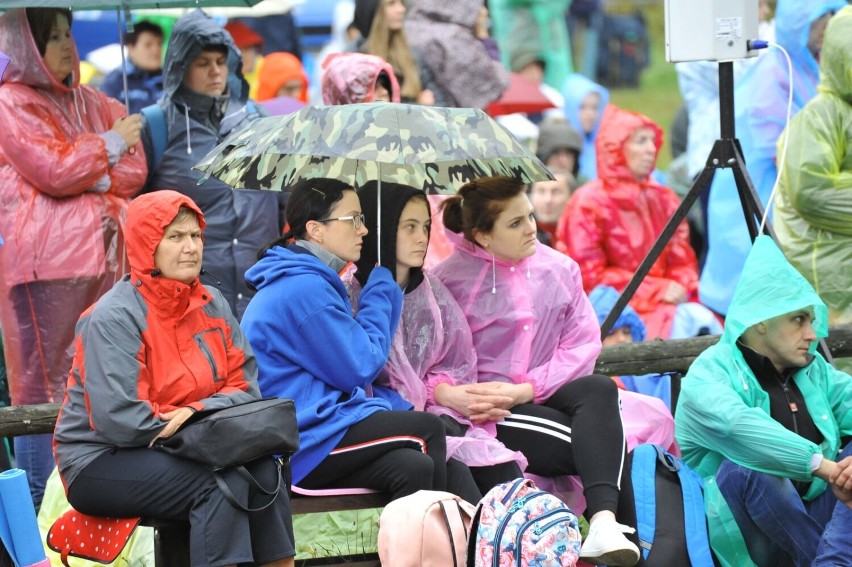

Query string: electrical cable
755 41 794 234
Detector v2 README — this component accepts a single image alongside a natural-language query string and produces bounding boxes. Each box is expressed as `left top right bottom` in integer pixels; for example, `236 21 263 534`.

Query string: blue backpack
140 101 257 175
631 444 714 566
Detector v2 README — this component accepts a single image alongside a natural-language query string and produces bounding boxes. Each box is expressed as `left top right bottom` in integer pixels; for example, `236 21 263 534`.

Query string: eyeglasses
316 213 366 230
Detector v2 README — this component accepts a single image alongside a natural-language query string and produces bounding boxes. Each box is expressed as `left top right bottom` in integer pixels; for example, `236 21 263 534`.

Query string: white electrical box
665 0 760 62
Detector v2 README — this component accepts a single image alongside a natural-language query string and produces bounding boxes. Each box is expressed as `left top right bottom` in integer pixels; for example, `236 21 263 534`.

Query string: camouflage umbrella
193 102 552 195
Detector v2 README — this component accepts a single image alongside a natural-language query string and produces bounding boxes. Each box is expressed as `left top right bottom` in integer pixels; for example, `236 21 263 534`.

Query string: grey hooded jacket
141 10 286 319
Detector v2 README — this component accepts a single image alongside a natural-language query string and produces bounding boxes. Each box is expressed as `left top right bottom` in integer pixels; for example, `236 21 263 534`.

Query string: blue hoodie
241 244 406 484
561 72 609 180
700 0 846 315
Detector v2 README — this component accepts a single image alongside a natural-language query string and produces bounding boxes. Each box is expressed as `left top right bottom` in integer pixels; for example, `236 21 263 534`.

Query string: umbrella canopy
194 102 552 194
0 51 10 84
134 0 300 18
486 73 556 117
1 0 263 8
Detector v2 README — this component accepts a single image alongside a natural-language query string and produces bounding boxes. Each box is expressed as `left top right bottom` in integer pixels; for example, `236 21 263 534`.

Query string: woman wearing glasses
240 178 457 500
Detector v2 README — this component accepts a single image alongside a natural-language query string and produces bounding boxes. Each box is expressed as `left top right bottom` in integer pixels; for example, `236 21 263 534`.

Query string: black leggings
495 374 637 524
298 410 475 500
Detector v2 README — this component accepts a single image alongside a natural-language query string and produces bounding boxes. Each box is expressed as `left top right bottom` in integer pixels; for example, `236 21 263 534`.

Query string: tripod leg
599 164 716 338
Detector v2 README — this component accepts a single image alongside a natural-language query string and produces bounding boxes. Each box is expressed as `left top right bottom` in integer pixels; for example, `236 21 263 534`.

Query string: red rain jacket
54 191 260 489
556 105 698 339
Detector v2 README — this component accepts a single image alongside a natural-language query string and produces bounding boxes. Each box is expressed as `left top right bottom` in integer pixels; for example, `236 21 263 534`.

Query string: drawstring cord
491 253 497 294
182 103 192 155
72 90 84 128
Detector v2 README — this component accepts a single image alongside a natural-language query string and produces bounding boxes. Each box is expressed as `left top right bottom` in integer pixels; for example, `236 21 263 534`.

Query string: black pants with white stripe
496 374 638 524
297 410 481 501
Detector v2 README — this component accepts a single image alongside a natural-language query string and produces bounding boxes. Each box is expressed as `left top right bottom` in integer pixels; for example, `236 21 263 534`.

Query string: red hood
595 105 663 184
125 190 206 278
0 8 81 93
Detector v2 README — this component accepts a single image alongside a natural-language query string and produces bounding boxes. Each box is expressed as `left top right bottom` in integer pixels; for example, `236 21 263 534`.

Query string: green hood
819 6 852 104
723 235 828 349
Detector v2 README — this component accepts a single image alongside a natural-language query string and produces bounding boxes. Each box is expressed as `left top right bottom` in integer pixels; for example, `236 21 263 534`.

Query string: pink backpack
378 490 476 567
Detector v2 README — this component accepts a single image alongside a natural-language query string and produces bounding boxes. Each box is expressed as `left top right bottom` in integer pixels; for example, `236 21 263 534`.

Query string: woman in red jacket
0 8 146 508
54 191 295 567
556 105 720 339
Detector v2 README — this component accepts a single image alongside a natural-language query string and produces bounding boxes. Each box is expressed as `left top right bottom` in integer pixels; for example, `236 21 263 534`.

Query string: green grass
607 1 682 170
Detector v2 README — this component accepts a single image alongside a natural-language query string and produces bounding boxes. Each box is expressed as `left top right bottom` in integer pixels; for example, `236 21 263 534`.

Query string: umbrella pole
116 6 133 115
377 166 382 267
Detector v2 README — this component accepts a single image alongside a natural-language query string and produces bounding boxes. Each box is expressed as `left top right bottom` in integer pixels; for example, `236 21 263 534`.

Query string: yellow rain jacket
775 6 852 342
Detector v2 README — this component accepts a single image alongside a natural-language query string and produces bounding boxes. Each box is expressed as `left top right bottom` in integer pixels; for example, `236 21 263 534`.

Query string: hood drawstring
491 252 497 294
733 358 750 391
72 90 84 129
182 103 192 155
223 104 248 124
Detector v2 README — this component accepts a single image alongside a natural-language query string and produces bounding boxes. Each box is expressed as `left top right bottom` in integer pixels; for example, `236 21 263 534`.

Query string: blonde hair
363 0 422 100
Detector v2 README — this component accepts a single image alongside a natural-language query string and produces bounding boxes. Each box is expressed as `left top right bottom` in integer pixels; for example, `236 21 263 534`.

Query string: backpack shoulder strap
631 444 659 559
673 453 714 566
140 103 167 174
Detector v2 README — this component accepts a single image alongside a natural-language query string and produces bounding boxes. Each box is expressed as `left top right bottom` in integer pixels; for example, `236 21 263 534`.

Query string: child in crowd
346 181 526 497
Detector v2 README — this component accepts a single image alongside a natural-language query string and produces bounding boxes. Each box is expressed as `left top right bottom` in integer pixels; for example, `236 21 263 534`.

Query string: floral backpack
467 478 582 566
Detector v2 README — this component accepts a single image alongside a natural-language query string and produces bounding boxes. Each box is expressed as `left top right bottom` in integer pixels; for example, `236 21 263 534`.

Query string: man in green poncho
775 6 852 373
675 236 852 567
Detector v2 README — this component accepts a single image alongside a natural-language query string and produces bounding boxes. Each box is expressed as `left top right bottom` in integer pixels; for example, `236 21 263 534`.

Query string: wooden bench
2 326 850 566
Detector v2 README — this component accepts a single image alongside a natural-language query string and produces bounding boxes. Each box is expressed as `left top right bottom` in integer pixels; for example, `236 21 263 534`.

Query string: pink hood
321 52 401 105
0 9 81 93
431 230 601 405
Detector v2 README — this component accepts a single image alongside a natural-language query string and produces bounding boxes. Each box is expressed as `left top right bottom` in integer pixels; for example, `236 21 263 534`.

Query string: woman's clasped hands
434 381 535 423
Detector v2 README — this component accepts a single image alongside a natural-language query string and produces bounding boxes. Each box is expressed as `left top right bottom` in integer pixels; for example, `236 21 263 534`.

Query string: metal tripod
599 61 835 363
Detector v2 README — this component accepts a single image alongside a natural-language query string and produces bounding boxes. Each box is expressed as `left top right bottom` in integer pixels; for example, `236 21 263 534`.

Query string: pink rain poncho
431 229 678 501
432 232 601 407
343 270 526 470
0 9 146 406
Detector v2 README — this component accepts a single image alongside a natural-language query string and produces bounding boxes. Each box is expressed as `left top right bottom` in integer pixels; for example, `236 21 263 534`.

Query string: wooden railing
3 324 850 439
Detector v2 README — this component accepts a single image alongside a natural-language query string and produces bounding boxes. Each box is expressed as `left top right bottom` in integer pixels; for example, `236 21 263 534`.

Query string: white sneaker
579 518 640 566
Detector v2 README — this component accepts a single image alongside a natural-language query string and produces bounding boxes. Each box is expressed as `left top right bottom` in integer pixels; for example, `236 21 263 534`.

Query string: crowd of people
0 1 851 566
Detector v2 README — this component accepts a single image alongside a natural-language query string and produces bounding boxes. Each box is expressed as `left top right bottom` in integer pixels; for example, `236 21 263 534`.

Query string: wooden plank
291 493 389 515
0 403 60 437
594 324 852 376
1 324 849 438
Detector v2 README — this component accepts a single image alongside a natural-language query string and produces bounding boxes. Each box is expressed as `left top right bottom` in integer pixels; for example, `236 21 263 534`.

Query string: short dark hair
258 178 354 259
26 8 72 57
126 20 164 46
375 70 391 95
200 44 229 57
441 176 526 244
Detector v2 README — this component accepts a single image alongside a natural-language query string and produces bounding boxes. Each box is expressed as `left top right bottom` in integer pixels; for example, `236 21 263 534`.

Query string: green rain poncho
675 236 852 566
775 6 852 339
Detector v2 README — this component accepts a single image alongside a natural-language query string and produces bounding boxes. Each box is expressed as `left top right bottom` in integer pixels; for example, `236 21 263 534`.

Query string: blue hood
774 0 846 81
162 9 249 103
561 73 609 179
589 285 646 343
246 244 350 300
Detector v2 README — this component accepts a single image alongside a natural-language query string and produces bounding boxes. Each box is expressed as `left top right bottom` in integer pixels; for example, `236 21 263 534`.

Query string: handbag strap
213 460 283 512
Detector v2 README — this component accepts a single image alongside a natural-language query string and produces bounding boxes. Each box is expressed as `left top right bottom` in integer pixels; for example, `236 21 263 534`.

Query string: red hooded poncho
556 105 699 339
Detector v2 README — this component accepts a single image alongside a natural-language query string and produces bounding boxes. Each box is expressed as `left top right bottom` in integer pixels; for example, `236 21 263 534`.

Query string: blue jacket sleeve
295 267 403 392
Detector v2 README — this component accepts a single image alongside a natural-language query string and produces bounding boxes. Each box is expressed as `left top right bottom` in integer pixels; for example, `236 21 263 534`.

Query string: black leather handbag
154 397 299 511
